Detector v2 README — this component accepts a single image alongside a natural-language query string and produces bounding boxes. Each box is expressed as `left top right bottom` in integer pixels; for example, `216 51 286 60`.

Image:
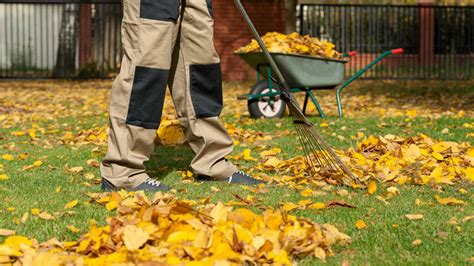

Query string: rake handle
233 0 291 96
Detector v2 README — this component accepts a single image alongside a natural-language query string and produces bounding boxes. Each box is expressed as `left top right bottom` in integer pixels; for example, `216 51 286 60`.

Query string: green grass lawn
0 80 473 265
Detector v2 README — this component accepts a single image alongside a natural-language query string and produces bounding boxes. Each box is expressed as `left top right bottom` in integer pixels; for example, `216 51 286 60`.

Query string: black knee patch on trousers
190 63 223 118
206 0 214 18
140 0 181 22
126 66 168 129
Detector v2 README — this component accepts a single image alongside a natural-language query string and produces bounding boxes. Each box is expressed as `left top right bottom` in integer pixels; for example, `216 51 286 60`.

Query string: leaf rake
235 0 361 186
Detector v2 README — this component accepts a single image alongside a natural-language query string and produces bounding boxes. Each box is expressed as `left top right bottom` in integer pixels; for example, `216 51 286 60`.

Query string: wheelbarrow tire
248 80 286 119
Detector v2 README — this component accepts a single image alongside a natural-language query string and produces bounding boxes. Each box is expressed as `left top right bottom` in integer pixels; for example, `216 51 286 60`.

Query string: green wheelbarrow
235 48 404 118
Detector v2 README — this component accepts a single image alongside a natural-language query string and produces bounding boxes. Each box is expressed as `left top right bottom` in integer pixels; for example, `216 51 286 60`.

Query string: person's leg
100 0 181 189
168 0 237 180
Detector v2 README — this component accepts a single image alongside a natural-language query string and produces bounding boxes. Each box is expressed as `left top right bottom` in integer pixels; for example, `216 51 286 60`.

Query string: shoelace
237 171 253 179
145 178 162 187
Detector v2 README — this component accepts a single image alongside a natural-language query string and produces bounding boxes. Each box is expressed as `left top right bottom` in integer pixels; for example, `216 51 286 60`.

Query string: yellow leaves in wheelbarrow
237 32 342 60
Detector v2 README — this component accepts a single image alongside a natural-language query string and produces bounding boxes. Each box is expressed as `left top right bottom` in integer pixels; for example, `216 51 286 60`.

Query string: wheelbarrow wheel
248 80 286 119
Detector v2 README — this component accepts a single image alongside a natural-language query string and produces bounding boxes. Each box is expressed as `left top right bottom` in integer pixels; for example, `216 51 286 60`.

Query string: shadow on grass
145 144 194 180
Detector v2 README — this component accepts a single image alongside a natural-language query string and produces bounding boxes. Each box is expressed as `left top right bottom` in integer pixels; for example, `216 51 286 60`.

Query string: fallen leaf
64 200 79 209
0 229 15 236
412 239 422 246
67 166 84 174
1 154 14 161
106 201 118 211
368 181 377 194
301 189 313 197
355 220 367 230
326 201 356 209
86 159 100 168
386 186 400 195
405 214 424 220
122 225 149 251
436 196 467 206
66 225 80 233
38 212 54 220
309 202 326 210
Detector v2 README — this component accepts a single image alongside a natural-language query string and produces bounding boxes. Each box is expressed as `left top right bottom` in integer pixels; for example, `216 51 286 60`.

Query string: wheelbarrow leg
307 90 326 119
302 92 310 115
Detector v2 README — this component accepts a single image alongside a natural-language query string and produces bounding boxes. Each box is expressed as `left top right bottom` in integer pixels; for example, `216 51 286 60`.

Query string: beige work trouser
100 0 237 189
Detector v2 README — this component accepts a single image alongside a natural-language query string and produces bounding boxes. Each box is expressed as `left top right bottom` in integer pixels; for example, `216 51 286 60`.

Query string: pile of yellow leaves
255 134 473 187
236 32 342 59
0 192 350 265
347 134 473 185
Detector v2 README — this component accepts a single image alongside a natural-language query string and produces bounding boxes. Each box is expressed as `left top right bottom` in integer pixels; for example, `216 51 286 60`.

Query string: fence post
419 0 435 69
79 3 93 69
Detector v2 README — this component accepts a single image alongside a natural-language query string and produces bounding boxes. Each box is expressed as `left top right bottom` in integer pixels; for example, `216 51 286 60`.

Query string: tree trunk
285 0 297 34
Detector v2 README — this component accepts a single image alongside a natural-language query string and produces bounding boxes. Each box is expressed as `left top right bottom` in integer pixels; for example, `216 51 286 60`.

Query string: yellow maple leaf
309 202 326 210
405 214 424 220
64 200 79 209
404 144 421 162
300 189 313 197
156 120 186 145
106 201 118 211
31 208 41 215
0 229 16 236
264 157 282 168
260 148 282 157
11 131 25 137
435 196 466 206
66 225 80 233
465 168 474 181
28 129 36 139
386 186 400 195
367 181 377 195
67 166 83 174
319 122 329 127
282 202 298 212
242 149 257 161
122 225 149 251
38 212 54 220
1 154 14 161
0 174 9 181
406 109 417 118
355 220 367 230
4 235 32 249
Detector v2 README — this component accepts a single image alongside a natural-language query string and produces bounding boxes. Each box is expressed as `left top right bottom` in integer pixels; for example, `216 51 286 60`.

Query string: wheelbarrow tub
235 52 347 88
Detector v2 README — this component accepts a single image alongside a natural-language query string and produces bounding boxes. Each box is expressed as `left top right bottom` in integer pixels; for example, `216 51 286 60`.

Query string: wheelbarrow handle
233 0 291 96
344 51 357 57
391 48 404 55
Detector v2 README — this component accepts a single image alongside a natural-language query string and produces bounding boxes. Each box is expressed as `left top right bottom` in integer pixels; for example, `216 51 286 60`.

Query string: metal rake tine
295 121 326 169
298 124 327 174
307 126 361 184
301 124 339 173
295 123 318 171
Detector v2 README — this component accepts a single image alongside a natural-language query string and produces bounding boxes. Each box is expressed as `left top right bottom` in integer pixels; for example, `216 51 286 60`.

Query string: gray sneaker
196 171 266 185
102 178 171 192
